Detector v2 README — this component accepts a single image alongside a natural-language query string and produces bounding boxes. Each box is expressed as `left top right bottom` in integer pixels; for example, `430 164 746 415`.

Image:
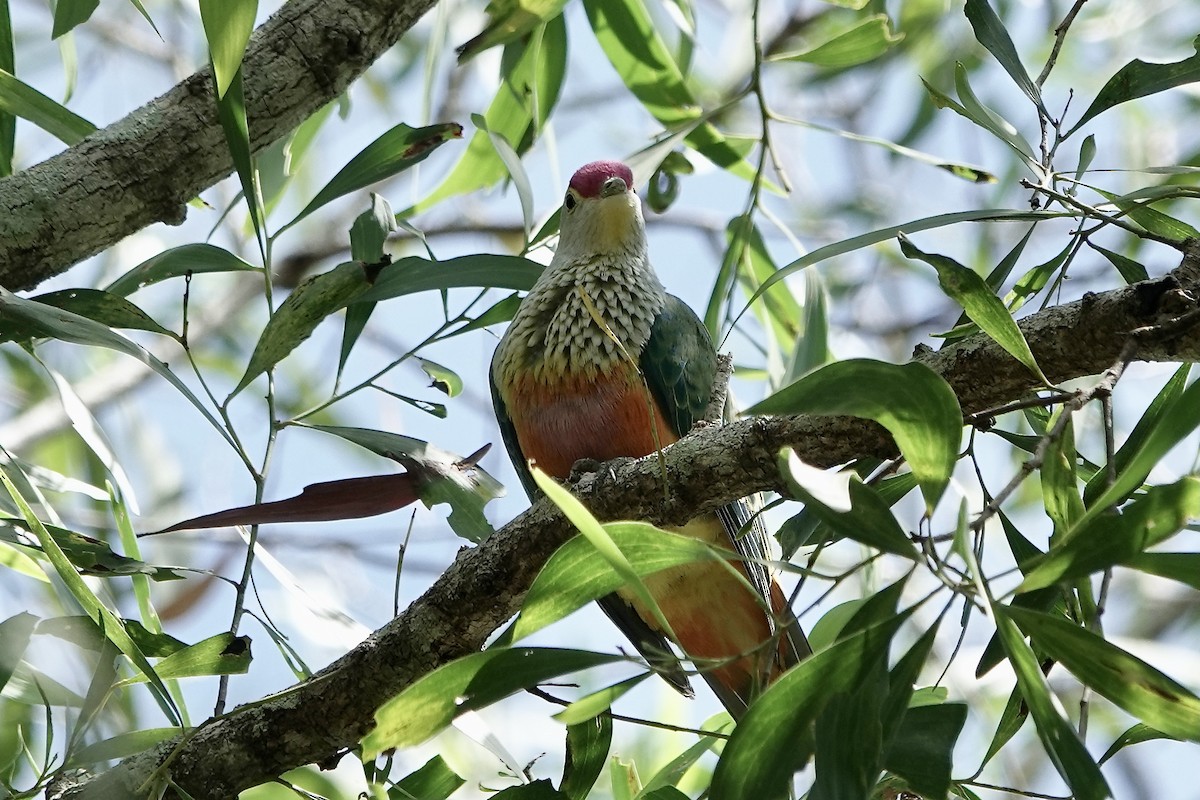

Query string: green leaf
748 359 961 511
991 606 1110 800
118 633 251 684
1089 242 1149 285
234 262 373 395
1040 411 1084 541
1008 607 1200 741
104 243 258 297
637 715 729 797
709 612 909 799
1097 187 1200 242
0 470 180 725
339 195 397 379
391 755 465 800
0 519 184 582
1099 723 1177 765
305 426 504 542
281 122 462 234
492 780 566 799
356 254 543 304
882 703 968 798
1083 364 1190 507
554 674 650 726
770 14 902 69
0 287 233 447
531 470 677 640
0 67 96 145
362 648 623 756
561 715 612 800
1068 38 1200 136
899 234 1048 385
1 290 174 342
51 0 98 38
0 0 13 177
582 0 758 182
418 358 463 398
217 66 266 236
198 0 257 98
777 452 918 558
963 0 1043 110
1020 477 1200 592
507 522 716 643
66 727 179 767
456 0 570 61
1123 552 1200 590
415 20 565 214
0 613 36 695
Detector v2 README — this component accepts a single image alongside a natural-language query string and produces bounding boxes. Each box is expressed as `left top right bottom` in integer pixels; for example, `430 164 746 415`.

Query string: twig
525 687 730 739
1036 0 1090 88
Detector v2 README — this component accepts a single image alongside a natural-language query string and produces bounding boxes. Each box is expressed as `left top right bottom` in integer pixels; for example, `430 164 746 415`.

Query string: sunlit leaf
1098 723 1177 765
991 606 1109 800
560 715 612 800
356 254 543 304
418 357 463 397
392 755 465 800
117 633 250 685
281 121 463 233
770 14 902 69
1122 552 1200 590
104 243 258 297
0 289 174 342
554 674 649 726
233 261 374 395
198 0 257 98
51 0 98 38
900 234 1048 385
66 727 179 767
363 648 624 756
456 0 570 62
749 359 961 511
1069 39 1200 136
963 0 1043 109
0 68 96 145
0 519 183 581
1008 607 1200 741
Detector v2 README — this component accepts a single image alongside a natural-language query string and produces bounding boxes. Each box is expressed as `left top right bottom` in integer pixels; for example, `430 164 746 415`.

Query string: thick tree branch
0 0 439 291
52 244 1200 799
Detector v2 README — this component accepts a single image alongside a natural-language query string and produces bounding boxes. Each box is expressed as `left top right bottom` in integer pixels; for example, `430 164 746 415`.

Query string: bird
490 160 810 717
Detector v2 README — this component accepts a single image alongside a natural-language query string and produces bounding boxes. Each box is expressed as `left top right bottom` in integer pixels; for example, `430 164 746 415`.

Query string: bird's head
555 161 646 260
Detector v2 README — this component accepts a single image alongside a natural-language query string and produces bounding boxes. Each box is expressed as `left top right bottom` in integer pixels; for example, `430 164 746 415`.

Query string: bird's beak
600 176 629 198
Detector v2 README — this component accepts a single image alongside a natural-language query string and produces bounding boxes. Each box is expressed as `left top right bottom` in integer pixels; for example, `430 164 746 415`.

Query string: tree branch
0 0 439 291
51 243 1200 799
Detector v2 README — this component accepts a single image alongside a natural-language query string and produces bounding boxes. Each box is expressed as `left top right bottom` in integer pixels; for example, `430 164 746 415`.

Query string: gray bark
49 244 1200 799
0 0 438 290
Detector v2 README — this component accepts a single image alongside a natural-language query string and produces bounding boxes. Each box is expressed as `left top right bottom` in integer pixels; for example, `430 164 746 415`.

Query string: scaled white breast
497 252 666 384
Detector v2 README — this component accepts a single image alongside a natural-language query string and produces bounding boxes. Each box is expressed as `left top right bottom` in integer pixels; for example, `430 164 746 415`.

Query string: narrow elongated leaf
531 470 676 639
963 0 1043 109
561 715 612 800
0 612 36 695
777 452 917 558
0 0 14 177
0 288 232 446
554 674 650 726
119 633 251 684
709 612 909 799
582 0 757 181
2 290 174 341
1019 477 1200 592
992 607 1110 800
234 261 374 395
392 755 465 800
1069 40 1200 135
748 359 961 511
66 727 179 766
1089 242 1149 285
1098 723 1177 765
51 0 98 38
305 427 504 542
0 471 180 725
0 519 183 581
456 0 570 61
213 67 264 246
355 254 543 304
282 122 462 233
363 648 623 755
104 243 258 297
638 715 729 796
0 68 96 145
415 19 565 213
198 0 257 98
338 195 396 379
1009 607 1200 741
770 14 902 69
900 234 1048 384
1123 552 1200 589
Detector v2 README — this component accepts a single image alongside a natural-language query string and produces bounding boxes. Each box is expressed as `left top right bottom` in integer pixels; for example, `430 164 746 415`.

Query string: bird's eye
563 192 577 211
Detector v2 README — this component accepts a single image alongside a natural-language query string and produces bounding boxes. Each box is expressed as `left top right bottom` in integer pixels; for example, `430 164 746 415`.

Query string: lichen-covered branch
51 244 1200 800
0 0 438 291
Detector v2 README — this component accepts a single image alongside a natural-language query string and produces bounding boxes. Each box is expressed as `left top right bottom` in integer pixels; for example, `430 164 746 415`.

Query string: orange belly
503 367 677 478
